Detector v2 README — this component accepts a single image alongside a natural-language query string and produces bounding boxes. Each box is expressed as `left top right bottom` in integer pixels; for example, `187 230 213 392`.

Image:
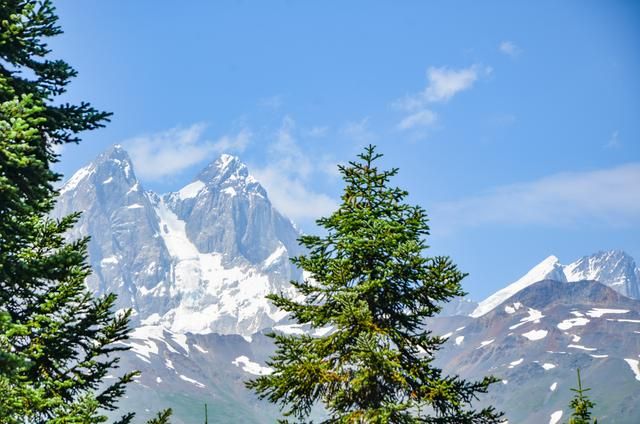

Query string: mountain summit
471 250 640 317
53 146 302 336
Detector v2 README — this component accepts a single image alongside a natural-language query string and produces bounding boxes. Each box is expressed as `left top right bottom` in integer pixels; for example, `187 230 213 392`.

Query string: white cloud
499 41 521 57
342 117 375 143
397 109 437 130
396 65 485 111
125 123 251 180
252 117 338 221
432 163 640 232
395 65 489 131
252 167 337 221
424 66 481 103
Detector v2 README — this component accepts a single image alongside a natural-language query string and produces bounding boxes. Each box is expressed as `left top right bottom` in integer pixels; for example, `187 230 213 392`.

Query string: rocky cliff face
53 146 302 336
563 250 640 299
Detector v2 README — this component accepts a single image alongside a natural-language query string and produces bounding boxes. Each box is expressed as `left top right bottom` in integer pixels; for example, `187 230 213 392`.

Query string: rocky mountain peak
54 145 303 336
564 250 639 299
95 144 136 179
192 153 266 200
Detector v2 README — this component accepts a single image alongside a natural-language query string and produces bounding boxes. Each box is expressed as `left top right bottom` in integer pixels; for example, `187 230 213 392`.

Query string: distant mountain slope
112 279 640 423
433 279 640 424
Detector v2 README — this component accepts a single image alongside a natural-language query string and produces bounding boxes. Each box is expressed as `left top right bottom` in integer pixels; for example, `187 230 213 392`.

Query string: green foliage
0 1 169 422
146 409 173 424
248 146 503 423
567 369 597 424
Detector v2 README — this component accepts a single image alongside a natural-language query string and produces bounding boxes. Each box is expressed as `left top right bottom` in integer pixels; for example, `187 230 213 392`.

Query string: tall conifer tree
249 146 503 423
0 1 168 422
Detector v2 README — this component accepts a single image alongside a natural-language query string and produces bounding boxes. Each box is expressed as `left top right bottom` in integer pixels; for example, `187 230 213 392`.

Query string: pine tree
0 1 169 422
147 409 174 424
567 369 597 424
248 146 503 423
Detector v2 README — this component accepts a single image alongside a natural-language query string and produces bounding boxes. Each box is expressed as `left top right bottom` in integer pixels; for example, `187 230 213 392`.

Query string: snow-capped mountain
54 149 640 422
53 145 302 336
113 278 640 423
564 250 640 299
471 251 640 317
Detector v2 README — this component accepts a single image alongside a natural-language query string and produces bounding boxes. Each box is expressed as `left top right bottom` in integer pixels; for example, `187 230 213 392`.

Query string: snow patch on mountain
522 329 547 341
177 180 205 200
179 374 206 388
567 344 597 351
549 410 563 424
624 358 640 381
557 317 589 330
586 308 629 318
478 339 495 348
60 164 95 195
509 308 544 330
232 355 273 376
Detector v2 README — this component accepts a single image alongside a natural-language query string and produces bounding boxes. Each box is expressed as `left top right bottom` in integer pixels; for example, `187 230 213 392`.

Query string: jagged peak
193 153 265 198
198 153 248 182
59 145 138 195
565 250 636 275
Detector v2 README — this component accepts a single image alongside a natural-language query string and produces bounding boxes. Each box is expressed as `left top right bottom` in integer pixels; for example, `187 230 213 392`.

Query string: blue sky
51 1 640 300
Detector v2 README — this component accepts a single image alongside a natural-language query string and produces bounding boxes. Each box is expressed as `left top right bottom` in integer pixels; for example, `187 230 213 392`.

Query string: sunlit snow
568 344 597 351
509 308 544 330
232 355 273 376
557 317 589 330
177 180 205 199
471 256 561 318
522 329 548 341
586 308 629 318
60 164 94 195
624 358 640 381
179 374 206 388
549 410 563 424
478 339 495 348
153 197 286 335
508 358 524 368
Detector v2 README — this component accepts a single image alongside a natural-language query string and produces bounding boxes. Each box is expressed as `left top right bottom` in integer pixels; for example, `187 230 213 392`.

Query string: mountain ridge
470 251 640 318
53 145 301 336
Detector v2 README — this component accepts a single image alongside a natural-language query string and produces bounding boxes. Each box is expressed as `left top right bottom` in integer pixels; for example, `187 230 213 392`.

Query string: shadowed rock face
53 147 302 336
